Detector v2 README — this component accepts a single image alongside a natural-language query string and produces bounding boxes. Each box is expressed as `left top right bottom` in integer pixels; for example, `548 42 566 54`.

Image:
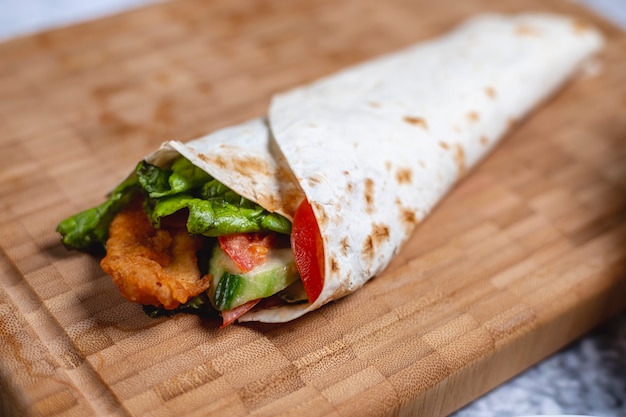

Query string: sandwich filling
57 156 319 326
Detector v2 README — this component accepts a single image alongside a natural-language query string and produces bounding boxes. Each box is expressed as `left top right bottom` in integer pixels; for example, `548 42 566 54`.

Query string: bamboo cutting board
1 0 625 416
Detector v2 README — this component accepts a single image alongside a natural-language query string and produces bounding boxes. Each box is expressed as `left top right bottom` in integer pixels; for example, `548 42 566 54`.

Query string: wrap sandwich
57 13 602 325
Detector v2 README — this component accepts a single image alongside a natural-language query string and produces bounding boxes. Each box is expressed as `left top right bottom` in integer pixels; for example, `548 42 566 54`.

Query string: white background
0 0 624 41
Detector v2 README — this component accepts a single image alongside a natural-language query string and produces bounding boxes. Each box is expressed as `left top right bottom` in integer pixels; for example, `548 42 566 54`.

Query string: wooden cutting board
1 0 625 416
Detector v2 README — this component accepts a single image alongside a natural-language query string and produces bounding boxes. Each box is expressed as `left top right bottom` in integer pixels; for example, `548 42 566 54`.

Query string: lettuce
148 193 291 236
142 159 291 235
137 158 212 198
57 157 291 252
56 175 139 253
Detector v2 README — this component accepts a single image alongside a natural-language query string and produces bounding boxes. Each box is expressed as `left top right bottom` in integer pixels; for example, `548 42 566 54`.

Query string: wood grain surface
1 0 625 416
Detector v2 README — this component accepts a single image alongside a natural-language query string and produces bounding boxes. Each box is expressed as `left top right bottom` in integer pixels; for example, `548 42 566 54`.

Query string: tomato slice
291 199 324 303
220 299 260 328
218 233 273 272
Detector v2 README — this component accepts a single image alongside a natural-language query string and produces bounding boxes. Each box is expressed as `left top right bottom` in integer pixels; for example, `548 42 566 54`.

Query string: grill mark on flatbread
362 235 374 261
364 178 375 214
515 25 541 36
401 208 418 228
395 168 413 184
312 201 329 228
370 223 390 249
454 144 466 177
385 161 392 172
403 116 428 129
480 136 489 146
307 174 324 187
467 111 480 122
368 101 381 108
340 236 350 257
199 153 270 178
394 197 419 234
439 141 450 150
330 256 340 273
485 86 496 99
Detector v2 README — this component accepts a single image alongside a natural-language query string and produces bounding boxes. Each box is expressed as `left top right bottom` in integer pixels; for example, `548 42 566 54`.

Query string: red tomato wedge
220 299 260 328
218 233 273 272
291 199 325 303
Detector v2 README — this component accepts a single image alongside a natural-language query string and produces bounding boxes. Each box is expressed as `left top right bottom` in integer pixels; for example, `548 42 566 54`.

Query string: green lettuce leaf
137 157 212 198
56 175 139 253
148 193 291 236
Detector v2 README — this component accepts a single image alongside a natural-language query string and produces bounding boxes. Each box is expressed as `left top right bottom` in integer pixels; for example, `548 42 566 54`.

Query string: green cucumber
208 245 300 311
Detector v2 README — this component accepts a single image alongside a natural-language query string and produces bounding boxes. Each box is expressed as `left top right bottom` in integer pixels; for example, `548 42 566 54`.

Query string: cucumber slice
208 244 300 311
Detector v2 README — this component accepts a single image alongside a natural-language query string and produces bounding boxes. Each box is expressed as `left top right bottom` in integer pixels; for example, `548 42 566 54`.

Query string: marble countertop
0 1 624 416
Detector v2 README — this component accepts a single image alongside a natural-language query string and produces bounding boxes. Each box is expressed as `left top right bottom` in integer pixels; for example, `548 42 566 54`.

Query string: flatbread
145 13 602 323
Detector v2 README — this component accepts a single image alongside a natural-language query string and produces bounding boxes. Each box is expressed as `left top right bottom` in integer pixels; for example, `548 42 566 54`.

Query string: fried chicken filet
100 197 211 309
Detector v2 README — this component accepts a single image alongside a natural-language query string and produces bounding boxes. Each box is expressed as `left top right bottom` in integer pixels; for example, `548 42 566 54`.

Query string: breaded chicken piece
101 197 211 309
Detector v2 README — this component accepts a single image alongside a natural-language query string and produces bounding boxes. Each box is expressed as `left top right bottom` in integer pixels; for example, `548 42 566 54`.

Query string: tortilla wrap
70 13 603 323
